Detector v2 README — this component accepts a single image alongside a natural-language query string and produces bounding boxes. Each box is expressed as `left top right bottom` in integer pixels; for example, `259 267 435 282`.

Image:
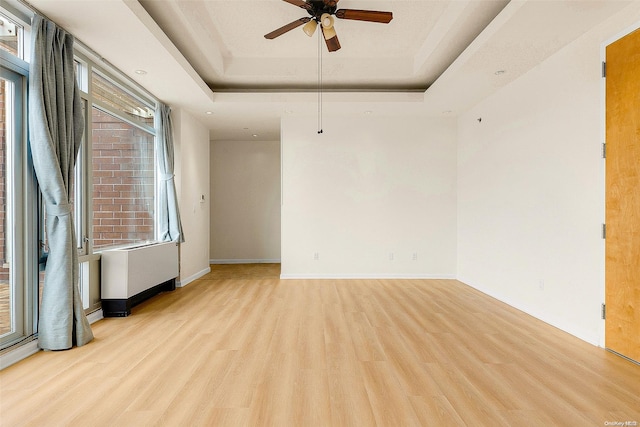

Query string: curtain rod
15 0 41 16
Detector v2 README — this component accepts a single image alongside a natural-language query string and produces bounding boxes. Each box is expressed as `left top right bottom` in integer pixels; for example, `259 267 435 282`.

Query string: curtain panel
158 104 185 243
29 15 93 350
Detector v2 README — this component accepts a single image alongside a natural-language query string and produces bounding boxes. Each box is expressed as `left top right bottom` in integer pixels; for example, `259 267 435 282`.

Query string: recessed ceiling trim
210 91 426 104
413 0 469 73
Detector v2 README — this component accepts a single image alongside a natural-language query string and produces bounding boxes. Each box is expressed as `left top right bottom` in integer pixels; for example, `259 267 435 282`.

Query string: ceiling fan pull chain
318 26 323 134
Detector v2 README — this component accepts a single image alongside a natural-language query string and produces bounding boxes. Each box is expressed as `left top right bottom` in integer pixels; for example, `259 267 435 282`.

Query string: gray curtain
29 15 93 350
157 104 185 243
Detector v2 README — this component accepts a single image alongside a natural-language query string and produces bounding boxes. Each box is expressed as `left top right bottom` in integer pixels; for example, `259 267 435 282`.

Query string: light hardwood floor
1 264 639 426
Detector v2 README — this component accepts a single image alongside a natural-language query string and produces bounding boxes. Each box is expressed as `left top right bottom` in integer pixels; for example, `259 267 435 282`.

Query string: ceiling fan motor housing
306 0 338 20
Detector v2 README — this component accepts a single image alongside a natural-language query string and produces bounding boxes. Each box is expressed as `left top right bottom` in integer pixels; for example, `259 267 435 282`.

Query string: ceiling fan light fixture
322 26 337 40
302 19 318 37
265 1 393 52
320 13 334 29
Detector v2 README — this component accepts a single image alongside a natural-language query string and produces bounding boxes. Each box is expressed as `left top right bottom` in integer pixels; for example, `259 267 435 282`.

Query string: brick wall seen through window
92 108 155 249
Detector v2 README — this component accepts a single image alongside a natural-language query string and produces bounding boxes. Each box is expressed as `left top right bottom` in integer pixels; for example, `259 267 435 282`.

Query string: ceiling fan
264 0 393 52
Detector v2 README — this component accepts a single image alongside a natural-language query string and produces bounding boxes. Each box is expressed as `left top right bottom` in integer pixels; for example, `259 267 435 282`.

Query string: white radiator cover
101 242 179 299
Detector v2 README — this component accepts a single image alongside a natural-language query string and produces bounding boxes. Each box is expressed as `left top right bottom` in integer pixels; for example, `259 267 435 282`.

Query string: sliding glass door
1 7 39 352
0 66 27 348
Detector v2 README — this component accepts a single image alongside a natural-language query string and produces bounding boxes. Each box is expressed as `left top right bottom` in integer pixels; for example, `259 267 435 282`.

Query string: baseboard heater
101 242 179 317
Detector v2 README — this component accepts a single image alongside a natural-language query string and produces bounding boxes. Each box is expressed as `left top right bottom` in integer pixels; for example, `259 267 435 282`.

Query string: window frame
0 52 38 350
0 6 28 62
79 57 159 253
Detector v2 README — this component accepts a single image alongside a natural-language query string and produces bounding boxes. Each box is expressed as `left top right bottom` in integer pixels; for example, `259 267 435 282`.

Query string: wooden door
605 28 640 363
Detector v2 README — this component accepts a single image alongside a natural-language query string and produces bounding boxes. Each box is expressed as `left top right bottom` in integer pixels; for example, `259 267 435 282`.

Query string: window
91 108 155 249
91 72 154 127
89 70 157 250
0 12 22 57
0 5 37 352
0 69 19 342
1 60 36 350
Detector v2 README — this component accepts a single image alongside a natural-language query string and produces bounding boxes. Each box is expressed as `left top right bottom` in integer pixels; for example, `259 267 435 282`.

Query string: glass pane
91 72 154 128
74 100 86 251
0 76 13 336
92 107 155 250
0 13 21 56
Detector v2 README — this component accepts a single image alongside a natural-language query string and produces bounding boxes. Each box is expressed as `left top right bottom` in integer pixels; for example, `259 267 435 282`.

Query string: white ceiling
24 0 637 141
138 0 509 91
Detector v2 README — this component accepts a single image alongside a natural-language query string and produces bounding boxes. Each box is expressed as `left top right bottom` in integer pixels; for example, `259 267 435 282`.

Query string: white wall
210 140 281 263
457 8 640 346
281 115 457 278
173 108 211 285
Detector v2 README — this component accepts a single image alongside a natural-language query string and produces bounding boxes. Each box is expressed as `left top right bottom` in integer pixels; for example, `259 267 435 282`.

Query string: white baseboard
0 309 105 371
87 309 104 324
279 273 456 279
210 259 281 264
0 340 39 370
177 266 211 288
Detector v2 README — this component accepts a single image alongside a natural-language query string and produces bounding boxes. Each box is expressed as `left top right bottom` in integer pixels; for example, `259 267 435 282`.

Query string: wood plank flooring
1 264 639 426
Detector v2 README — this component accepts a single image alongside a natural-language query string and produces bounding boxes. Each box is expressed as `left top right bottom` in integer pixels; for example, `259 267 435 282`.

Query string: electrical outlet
389 252 394 261
412 252 418 261
314 252 319 261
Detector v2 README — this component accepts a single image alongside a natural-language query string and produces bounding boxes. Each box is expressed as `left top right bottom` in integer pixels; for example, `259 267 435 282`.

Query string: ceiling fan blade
264 17 311 39
282 0 312 10
335 9 393 24
322 26 341 52
323 0 339 6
